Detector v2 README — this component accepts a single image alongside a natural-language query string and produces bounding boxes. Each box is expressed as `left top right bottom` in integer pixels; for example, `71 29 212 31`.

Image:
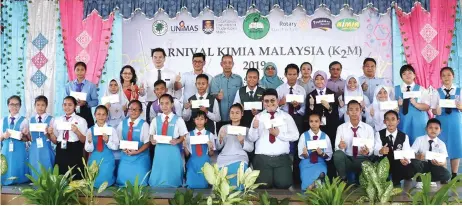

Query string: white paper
403 91 421 99
191 99 210 108
101 95 120 104
56 122 72 130
7 129 21 140
9 141 13 152
263 118 285 129
154 135 173 144
379 101 399 110
244 102 262 110
306 140 328 150
393 150 415 160
94 127 113 136
70 91 87 101
227 126 247 135
425 151 447 162
190 135 210 145
286 94 304 103
29 123 47 132
345 96 363 104
316 94 335 104
439 99 456 108
352 138 374 148
119 140 139 150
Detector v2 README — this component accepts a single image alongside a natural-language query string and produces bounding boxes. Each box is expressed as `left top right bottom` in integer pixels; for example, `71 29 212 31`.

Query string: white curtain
25 0 58 117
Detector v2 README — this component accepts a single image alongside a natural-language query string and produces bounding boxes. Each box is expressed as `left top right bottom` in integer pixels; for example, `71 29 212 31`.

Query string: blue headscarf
259 62 283 89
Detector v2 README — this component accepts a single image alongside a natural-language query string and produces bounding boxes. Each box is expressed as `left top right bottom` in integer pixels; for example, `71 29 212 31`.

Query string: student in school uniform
103 78 129 128
216 103 254 188
183 74 221 133
431 67 462 180
374 110 415 186
48 96 88 179
233 68 264 127
184 111 216 189
297 62 316 95
65 62 98 128
28 95 55 180
411 118 451 188
338 75 371 123
298 112 333 190
116 100 151 186
395 65 430 144
174 53 213 103
149 94 188 187
366 85 398 132
0 95 29 185
85 105 119 188
259 62 283 89
249 89 299 189
333 100 375 182
144 80 182 124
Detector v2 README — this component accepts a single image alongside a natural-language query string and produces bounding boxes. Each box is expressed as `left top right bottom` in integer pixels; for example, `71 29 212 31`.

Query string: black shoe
451 173 457 180
441 180 448 184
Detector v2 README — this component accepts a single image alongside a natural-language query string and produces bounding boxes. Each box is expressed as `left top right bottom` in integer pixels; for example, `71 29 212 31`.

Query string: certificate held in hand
56 121 72 130
101 95 120 105
190 135 209 145
191 100 210 108
154 135 173 144
306 140 327 150
119 140 139 150
244 102 262 110
70 91 87 101
94 127 113 136
439 99 456 108
7 129 22 140
286 94 304 103
425 151 447 162
393 150 415 160
380 101 398 110
316 94 335 104
29 123 47 132
227 126 247 135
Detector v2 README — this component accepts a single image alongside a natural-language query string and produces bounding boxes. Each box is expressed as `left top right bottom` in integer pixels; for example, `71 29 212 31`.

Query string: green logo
243 13 270 40
336 18 360 32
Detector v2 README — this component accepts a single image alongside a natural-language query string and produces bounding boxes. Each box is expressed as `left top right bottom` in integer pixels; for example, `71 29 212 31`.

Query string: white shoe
430 182 437 187
415 182 423 189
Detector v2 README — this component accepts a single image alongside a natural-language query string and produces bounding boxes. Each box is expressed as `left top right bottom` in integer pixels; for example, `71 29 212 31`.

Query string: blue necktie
76 83 83 92
9 117 15 129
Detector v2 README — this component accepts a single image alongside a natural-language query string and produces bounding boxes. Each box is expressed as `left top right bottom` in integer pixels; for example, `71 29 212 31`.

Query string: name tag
61 140 67 149
286 94 304 103
119 140 139 150
306 140 327 150
9 141 14 152
36 137 44 148
393 150 415 160
316 94 335 104
30 123 47 132
191 100 210 108
244 102 262 110
70 91 87 101
425 151 447 162
227 126 247 135
379 101 398 110
345 96 363 104
7 129 21 140
101 95 120 104
403 91 421 99
190 135 209 145
439 99 456 108
154 135 173 144
94 126 113 136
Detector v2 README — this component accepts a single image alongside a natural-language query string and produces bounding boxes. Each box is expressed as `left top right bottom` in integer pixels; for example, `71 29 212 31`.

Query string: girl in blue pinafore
85 105 119 188
432 67 462 179
149 94 188 187
394 65 429 144
298 113 333 190
28 95 55 180
116 100 151 186
1 95 29 185
184 111 216 188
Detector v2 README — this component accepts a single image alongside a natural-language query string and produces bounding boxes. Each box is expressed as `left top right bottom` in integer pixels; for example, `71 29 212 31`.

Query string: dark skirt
77 105 94 128
55 141 85 180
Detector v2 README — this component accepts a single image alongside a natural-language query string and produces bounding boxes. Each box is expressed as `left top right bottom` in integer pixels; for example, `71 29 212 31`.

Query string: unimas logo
171 21 199 33
336 18 360 32
243 13 270 40
152 20 168 36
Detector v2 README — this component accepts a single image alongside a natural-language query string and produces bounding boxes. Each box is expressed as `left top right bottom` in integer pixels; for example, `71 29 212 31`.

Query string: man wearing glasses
174 53 212 103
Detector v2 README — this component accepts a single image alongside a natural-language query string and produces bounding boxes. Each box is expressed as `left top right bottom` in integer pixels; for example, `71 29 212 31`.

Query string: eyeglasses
128 108 141 112
263 99 277 104
8 103 20 107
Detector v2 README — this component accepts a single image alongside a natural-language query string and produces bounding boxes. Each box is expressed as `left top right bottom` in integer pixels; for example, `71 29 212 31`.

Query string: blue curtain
391 7 405 87
83 0 430 19
53 11 69 117
1 1 28 117
449 3 461 87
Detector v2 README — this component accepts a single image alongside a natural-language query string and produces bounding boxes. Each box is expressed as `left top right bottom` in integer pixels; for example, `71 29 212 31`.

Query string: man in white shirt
175 53 213 103
143 48 178 102
411 118 451 188
373 110 415 186
359 58 393 100
248 88 299 189
334 100 375 182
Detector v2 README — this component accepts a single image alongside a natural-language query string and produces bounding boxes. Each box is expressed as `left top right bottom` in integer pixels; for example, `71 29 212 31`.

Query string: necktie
310 135 319 163
429 140 433 152
269 112 275 143
38 116 42 123
444 88 452 114
64 116 71 141
388 134 393 147
403 86 411 115
162 116 169 135
351 127 359 158
157 69 162 80
249 91 254 98
9 117 15 129
97 135 104 152
127 121 134 141
320 90 323 95
288 87 294 114
76 83 83 92
199 97 204 100
195 131 203 157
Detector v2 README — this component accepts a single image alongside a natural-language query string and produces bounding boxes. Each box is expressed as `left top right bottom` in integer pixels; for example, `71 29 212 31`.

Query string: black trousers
56 141 85 180
388 157 415 184
411 159 451 182
77 105 94 128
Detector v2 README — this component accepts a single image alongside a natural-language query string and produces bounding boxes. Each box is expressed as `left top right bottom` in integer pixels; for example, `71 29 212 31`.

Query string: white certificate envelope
190 135 209 145
227 126 247 135
263 118 285 129
439 99 456 108
119 140 139 150
191 99 210 108
70 91 87 101
244 102 262 110
56 121 72 130
7 129 21 140
425 151 447 162
345 96 363 103
380 101 398 110
286 94 304 103
29 123 47 132
316 94 335 104
306 140 328 150
101 95 119 105
352 138 373 148
393 150 416 160
154 135 173 144
403 91 421 99
93 127 113 136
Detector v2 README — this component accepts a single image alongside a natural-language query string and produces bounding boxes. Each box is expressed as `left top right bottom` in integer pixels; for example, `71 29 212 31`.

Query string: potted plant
408 173 462 205
112 173 154 205
259 191 290 205
168 189 205 205
68 158 108 205
298 176 355 205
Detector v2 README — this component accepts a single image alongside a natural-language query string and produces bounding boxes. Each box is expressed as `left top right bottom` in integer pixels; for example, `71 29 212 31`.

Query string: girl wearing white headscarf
365 85 397 131
338 75 370 122
103 78 129 128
